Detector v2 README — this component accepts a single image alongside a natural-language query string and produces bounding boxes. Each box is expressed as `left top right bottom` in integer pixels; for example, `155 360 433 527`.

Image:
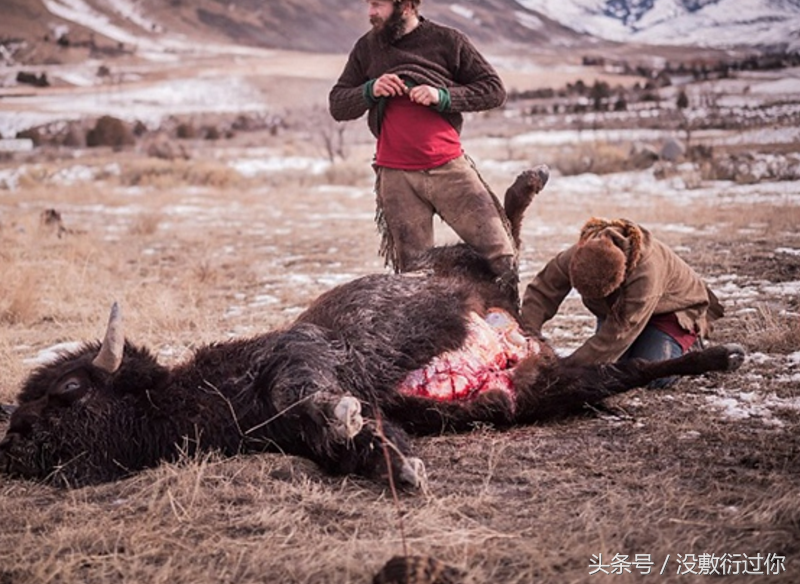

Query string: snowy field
1 13 799 582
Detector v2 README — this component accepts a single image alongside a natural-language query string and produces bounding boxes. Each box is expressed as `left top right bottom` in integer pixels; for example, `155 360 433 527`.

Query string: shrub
62 123 87 148
16 71 49 87
176 123 197 139
553 142 631 176
16 128 43 147
86 116 136 149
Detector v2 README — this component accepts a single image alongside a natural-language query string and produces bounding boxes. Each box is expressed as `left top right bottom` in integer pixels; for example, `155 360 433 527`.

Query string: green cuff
363 79 378 105
436 87 451 112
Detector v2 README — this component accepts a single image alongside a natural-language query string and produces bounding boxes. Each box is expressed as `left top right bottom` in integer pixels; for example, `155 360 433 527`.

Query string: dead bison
0 168 744 487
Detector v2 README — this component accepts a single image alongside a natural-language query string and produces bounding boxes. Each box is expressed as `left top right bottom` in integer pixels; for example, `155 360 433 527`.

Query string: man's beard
371 3 407 45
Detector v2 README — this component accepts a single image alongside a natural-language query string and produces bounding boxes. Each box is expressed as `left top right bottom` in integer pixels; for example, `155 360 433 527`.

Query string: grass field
1 50 799 584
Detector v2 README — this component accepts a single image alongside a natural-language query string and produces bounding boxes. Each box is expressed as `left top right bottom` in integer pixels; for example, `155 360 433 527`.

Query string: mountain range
1 0 798 63
517 0 800 52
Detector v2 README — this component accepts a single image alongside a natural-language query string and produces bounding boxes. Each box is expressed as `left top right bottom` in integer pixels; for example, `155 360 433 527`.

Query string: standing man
329 0 518 298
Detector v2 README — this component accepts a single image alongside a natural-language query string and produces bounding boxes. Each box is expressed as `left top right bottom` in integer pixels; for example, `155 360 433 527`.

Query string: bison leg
504 164 550 249
618 343 746 382
367 418 428 490
513 344 745 422
307 392 364 441
284 387 426 488
247 324 425 488
384 389 515 435
279 392 427 489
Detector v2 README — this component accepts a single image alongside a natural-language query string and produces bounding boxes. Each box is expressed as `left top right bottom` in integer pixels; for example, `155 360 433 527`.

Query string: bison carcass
0 167 744 487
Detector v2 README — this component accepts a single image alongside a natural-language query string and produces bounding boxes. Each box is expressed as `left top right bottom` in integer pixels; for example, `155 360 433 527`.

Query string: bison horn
0 404 17 420
92 302 124 374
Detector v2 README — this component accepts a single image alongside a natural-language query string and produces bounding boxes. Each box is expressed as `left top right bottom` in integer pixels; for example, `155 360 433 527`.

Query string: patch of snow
0 138 34 152
106 0 164 34
23 341 86 365
41 0 286 59
50 164 95 185
762 281 800 297
744 352 771 365
704 388 800 427
449 4 475 20
313 185 370 199
158 346 181 360
510 128 670 147
514 10 544 31
515 0 629 38
54 70 100 87
224 305 245 319
0 167 25 190
229 157 330 177
317 274 360 287
249 295 281 308
750 77 800 96
0 76 267 137
43 0 160 49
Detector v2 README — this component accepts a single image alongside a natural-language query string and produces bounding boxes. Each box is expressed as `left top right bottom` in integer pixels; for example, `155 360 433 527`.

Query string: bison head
0 304 169 486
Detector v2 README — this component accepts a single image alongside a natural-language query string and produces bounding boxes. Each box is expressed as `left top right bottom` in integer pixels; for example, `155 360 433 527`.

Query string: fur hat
569 218 644 299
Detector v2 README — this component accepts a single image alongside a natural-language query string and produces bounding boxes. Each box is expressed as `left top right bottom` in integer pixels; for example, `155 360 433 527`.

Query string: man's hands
372 73 406 97
372 74 440 106
408 84 439 106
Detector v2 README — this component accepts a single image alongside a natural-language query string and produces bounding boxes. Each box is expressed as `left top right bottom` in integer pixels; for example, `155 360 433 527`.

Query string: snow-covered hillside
515 0 800 50
7 0 798 61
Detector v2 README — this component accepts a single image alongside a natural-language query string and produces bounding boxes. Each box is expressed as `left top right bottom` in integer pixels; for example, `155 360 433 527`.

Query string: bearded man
329 0 520 300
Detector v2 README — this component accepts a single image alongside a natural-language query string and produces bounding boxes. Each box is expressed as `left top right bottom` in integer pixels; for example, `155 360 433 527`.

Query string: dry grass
737 305 800 354
550 142 637 176
118 159 247 189
0 267 40 325
1 125 799 584
128 212 163 237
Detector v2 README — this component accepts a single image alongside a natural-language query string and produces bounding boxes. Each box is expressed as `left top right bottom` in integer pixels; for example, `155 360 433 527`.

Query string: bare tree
307 105 349 163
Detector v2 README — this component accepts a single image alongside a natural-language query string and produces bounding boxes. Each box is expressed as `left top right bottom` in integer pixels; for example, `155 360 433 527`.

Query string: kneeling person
520 218 724 388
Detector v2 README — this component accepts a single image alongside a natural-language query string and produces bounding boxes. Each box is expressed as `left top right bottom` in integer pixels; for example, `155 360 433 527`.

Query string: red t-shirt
375 95 462 170
650 312 698 352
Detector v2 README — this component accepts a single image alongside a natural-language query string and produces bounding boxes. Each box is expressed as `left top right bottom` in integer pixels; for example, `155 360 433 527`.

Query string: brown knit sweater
328 17 506 138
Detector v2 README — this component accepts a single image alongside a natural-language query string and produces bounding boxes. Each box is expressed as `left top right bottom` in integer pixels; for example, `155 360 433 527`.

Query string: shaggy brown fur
569 216 646 298
569 236 627 299
0 170 745 488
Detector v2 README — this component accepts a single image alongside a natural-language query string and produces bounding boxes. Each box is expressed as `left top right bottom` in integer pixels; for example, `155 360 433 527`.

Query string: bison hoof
514 164 550 195
399 456 428 491
333 396 363 440
531 163 550 192
723 343 746 371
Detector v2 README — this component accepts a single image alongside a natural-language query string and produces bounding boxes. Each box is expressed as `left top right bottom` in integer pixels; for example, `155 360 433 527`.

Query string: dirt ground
1 49 800 584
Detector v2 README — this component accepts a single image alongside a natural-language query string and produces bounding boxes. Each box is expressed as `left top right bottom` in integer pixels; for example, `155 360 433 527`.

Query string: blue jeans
598 319 684 389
